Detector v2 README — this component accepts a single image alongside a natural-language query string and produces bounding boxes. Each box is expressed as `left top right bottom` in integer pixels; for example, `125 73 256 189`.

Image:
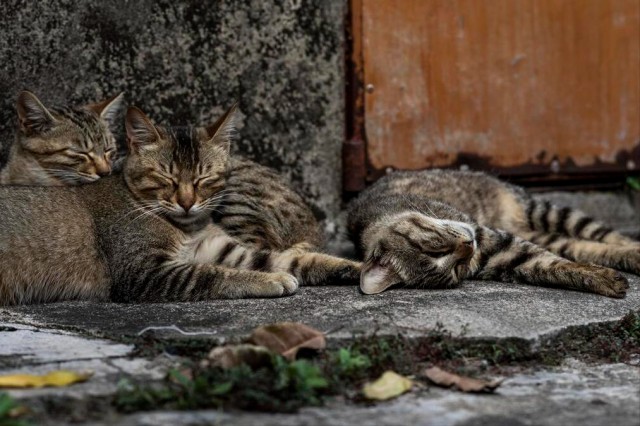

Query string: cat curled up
0 105 359 305
0 90 123 185
348 170 639 298
0 90 350 276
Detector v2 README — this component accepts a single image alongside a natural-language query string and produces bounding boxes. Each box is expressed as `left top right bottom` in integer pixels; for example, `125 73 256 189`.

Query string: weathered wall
0 0 346 223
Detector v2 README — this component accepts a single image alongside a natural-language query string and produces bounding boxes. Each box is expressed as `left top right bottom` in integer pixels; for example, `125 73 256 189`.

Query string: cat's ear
204 102 238 153
16 90 58 135
87 93 124 127
360 260 403 295
125 107 160 151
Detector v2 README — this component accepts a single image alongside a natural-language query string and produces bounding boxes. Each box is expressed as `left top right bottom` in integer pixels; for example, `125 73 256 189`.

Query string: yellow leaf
0 370 92 388
363 370 413 401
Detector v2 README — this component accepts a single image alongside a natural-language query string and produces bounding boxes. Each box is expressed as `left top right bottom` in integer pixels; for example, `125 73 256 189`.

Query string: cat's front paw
584 266 628 298
330 260 362 285
264 272 299 296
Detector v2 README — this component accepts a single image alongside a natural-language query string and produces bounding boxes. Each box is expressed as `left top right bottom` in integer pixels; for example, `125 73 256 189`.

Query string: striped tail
523 198 637 245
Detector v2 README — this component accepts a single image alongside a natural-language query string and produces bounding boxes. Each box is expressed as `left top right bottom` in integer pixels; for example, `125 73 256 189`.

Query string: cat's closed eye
105 148 117 159
153 173 177 189
195 176 223 189
424 248 454 258
66 151 91 163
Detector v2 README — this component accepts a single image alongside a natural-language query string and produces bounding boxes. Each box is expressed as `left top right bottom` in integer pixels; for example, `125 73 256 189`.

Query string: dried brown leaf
207 344 273 369
247 322 326 360
424 366 502 393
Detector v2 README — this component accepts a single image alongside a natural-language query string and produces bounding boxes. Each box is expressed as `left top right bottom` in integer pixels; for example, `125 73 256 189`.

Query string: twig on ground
136 325 218 337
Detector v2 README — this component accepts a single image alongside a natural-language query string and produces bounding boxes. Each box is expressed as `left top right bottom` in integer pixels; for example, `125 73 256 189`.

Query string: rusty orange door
348 0 640 188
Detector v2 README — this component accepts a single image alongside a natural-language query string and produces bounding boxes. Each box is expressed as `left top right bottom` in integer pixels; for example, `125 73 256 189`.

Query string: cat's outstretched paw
330 260 362 285
264 272 299 296
584 266 628 298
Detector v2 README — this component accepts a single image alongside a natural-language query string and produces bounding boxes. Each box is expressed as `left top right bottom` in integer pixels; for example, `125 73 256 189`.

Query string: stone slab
1 322 167 419
0 323 131 366
3 274 639 343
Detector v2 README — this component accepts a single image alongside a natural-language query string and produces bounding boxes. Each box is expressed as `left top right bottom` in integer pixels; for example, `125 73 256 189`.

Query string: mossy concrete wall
0 0 346 224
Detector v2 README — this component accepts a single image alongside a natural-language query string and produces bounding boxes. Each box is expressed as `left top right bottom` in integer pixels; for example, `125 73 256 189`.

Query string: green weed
0 393 29 426
116 355 328 413
627 176 640 191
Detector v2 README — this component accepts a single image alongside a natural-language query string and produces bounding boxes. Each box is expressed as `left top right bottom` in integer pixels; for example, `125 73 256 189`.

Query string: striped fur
213 158 324 250
184 226 359 286
348 169 636 297
522 197 640 250
0 105 358 305
0 91 123 185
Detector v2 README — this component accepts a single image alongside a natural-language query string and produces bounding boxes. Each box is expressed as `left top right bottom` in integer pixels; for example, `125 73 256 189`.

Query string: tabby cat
0 90 123 185
0 105 359 305
1 91 326 257
348 169 639 298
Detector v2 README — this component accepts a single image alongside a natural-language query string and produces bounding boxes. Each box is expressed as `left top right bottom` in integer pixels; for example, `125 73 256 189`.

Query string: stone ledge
2 275 639 344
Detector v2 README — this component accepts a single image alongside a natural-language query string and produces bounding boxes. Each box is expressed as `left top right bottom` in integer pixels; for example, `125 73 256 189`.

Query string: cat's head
123 104 237 231
360 211 477 294
15 90 124 184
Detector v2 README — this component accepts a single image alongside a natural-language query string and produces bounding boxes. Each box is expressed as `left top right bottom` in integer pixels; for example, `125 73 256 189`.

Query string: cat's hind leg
469 226 629 298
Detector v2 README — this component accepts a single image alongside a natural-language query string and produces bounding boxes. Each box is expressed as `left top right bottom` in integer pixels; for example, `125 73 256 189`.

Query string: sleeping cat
1 91 325 257
0 105 359 305
348 169 639 298
0 90 123 185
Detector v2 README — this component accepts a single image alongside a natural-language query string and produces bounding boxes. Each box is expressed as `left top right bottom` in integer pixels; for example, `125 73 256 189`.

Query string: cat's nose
177 186 195 213
94 158 111 176
178 197 195 213
457 240 475 258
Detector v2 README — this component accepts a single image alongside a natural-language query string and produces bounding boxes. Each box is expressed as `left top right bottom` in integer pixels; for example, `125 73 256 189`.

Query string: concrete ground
107 359 640 426
3 277 640 342
2 275 639 426
1 190 639 425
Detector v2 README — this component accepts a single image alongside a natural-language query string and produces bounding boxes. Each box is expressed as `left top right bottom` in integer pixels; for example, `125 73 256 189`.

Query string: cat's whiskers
125 206 166 227
199 191 241 210
24 167 76 178
48 170 88 185
209 188 239 198
116 202 164 223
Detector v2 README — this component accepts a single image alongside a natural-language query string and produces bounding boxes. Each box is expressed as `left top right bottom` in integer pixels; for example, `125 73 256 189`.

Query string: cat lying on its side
348 170 638 298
